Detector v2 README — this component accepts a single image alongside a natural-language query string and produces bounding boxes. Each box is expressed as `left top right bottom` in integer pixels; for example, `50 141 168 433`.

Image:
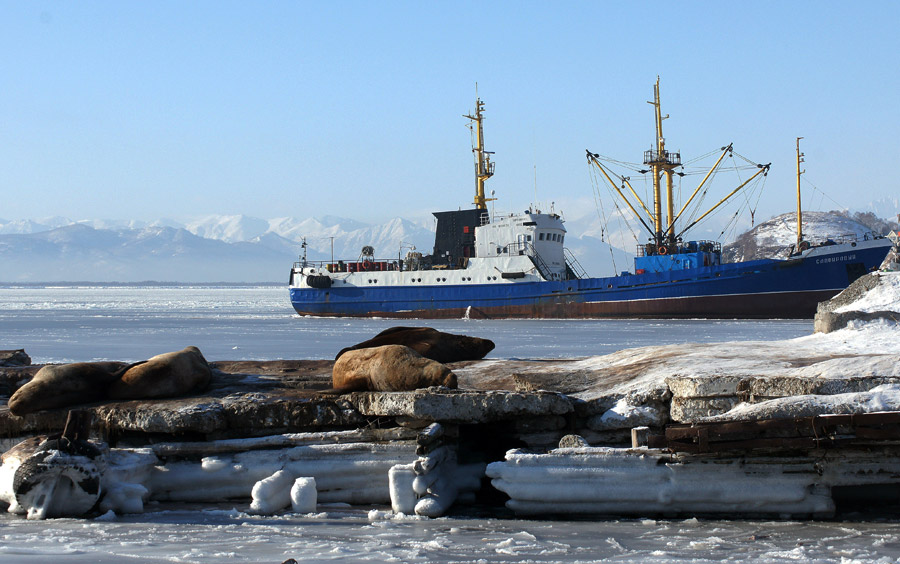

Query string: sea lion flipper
318 385 365 396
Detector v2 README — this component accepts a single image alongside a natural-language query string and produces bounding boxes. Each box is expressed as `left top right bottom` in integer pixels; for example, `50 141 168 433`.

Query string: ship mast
796 137 805 250
586 78 770 255
644 76 681 247
465 98 496 210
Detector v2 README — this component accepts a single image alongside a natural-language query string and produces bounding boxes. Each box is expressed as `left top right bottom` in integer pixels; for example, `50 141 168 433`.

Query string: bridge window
539 233 545 241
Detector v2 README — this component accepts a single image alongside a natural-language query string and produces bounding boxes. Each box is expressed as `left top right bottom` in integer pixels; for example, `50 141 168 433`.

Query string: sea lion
107 346 211 400
7 361 130 416
0 434 105 519
335 327 495 363
330 344 457 393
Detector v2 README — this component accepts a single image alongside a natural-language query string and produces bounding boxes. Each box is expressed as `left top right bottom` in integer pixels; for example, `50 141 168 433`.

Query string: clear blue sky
2 1 898 224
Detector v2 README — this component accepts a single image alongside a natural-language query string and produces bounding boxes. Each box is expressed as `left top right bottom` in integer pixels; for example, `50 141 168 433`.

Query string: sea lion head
7 362 129 416
417 358 457 389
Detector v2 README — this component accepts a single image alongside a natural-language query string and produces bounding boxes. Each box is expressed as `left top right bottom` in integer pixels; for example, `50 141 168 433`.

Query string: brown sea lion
7 361 130 416
107 345 211 400
335 327 495 363
330 344 457 393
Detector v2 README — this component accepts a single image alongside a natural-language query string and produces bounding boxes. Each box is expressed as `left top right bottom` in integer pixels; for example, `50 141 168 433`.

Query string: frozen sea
0 284 812 363
2 284 900 564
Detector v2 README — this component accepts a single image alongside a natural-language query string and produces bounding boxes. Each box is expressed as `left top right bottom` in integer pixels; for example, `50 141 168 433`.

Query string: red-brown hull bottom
294 289 838 320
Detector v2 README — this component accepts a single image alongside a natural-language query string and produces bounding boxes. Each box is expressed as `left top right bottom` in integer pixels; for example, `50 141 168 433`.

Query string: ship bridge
474 211 570 280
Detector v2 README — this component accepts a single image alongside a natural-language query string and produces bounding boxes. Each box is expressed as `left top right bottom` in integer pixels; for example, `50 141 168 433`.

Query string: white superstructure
289 208 572 290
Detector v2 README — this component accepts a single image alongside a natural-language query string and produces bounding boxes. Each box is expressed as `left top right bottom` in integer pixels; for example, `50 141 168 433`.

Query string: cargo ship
289 82 893 318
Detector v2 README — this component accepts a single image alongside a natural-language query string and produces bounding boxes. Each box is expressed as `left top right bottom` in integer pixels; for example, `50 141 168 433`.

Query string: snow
249 469 295 515
590 397 665 431
145 442 415 506
752 211 873 248
722 210 884 262
486 446 838 516
0 214 435 282
388 464 417 514
185 215 270 243
835 272 900 313
560 318 900 406
290 477 317 513
709 383 900 421
5 503 898 564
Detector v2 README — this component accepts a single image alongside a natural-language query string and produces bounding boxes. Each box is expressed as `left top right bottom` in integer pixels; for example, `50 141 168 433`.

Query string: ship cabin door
516 234 527 255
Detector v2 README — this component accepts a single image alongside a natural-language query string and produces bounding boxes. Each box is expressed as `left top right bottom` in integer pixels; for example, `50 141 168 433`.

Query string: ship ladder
563 248 588 279
523 243 553 280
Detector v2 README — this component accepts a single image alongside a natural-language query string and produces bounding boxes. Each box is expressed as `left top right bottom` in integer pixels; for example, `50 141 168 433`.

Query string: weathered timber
651 411 900 454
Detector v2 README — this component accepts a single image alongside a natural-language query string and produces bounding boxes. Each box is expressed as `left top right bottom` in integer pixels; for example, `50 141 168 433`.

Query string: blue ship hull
289 240 891 319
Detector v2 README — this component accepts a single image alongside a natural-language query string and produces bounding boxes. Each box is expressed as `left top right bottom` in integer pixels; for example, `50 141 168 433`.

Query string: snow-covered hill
722 211 883 263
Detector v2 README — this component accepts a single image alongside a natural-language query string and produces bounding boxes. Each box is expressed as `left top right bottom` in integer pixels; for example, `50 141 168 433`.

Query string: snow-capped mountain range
0 215 437 283
0 207 895 283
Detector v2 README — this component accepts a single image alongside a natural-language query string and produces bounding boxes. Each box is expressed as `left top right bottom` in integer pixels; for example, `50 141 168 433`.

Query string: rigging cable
589 165 619 274
802 175 846 211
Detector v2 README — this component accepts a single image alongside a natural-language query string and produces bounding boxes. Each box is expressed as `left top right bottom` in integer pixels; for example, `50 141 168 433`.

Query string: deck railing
293 259 403 273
